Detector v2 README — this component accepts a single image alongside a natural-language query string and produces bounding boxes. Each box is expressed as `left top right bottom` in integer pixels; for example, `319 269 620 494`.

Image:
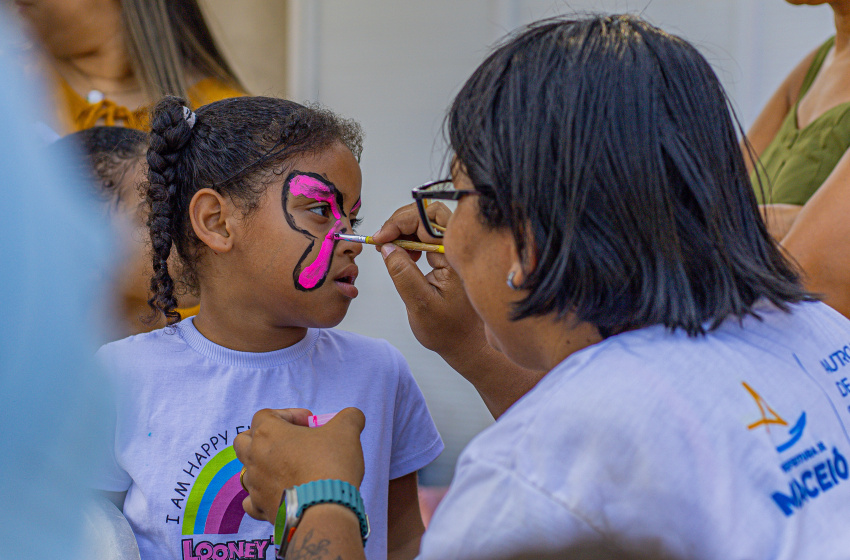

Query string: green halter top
753 37 850 205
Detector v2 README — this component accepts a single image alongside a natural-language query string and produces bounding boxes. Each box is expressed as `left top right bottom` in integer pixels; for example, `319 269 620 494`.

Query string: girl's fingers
242 495 266 521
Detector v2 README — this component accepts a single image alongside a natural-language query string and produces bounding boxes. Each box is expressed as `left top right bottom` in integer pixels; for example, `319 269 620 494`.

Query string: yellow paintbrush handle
364 236 445 254
392 240 445 253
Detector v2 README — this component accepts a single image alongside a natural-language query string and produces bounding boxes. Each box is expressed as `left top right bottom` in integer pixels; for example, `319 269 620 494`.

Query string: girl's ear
189 188 235 253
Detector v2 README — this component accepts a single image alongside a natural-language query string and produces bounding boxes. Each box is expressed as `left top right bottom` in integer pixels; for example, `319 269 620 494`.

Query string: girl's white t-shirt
95 319 443 560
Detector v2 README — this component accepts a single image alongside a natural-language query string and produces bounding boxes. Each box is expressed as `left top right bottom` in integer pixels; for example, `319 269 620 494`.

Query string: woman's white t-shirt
420 301 850 560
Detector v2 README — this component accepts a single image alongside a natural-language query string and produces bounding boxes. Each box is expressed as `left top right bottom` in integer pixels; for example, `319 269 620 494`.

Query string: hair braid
146 96 194 324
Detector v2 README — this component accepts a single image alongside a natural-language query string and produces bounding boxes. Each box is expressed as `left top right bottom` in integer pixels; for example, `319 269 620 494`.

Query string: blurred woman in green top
746 0 850 317
751 36 850 208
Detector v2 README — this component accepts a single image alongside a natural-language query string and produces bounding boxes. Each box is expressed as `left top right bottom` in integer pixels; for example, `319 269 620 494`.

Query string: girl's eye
308 204 330 217
350 216 363 231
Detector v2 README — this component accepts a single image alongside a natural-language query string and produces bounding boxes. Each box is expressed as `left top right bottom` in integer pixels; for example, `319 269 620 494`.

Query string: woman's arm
743 47 820 171
387 472 424 560
780 146 850 317
760 203 803 241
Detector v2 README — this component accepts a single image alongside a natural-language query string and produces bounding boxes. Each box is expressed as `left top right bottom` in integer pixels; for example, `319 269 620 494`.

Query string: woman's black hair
448 14 812 336
145 95 363 324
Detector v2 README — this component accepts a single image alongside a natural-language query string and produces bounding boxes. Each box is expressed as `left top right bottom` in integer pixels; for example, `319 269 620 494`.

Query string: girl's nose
338 230 363 256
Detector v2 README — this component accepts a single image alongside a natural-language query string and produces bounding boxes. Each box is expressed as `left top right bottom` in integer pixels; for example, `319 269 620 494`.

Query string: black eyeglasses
411 179 479 238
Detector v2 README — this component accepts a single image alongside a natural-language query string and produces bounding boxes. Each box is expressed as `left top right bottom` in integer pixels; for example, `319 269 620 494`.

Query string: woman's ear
189 188 235 254
507 224 538 288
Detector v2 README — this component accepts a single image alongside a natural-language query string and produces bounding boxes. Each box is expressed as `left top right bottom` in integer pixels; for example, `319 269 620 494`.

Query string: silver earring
507 271 521 291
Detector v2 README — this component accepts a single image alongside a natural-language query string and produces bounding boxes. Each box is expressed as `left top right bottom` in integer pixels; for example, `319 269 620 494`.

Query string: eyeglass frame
411 179 480 238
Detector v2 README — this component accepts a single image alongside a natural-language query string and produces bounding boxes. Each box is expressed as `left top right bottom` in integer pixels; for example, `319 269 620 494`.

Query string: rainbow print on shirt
182 445 248 535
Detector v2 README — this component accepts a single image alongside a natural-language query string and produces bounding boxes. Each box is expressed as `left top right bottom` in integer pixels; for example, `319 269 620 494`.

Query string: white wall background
202 0 289 97
283 0 834 485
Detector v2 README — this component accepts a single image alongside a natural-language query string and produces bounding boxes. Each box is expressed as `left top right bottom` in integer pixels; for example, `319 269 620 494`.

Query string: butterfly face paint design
283 171 354 291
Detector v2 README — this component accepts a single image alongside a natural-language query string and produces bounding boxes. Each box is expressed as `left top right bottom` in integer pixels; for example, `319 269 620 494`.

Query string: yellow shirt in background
53 76 245 133
176 304 201 321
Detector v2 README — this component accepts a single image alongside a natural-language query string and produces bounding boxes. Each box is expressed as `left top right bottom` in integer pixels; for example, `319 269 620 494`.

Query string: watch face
285 488 300 523
276 488 301 559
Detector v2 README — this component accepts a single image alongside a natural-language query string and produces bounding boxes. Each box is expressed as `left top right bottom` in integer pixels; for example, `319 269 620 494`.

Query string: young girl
94 96 443 560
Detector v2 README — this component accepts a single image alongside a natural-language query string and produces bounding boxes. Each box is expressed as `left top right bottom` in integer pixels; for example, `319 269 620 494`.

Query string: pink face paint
298 221 345 289
351 198 361 213
285 173 346 290
288 174 342 219
307 412 337 427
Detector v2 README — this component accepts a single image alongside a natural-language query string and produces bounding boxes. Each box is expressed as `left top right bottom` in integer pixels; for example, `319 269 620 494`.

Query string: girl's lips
334 279 358 299
333 264 358 299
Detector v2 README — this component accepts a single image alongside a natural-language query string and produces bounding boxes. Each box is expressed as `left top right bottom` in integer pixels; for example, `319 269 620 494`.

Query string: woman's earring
507 271 521 291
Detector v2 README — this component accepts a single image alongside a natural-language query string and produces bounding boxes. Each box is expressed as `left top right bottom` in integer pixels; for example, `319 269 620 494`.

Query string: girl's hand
234 407 366 523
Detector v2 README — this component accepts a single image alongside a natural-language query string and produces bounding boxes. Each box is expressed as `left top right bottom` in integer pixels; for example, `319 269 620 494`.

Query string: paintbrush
334 233 445 253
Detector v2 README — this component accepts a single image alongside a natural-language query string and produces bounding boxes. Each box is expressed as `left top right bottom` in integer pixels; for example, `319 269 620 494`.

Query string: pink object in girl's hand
307 412 337 428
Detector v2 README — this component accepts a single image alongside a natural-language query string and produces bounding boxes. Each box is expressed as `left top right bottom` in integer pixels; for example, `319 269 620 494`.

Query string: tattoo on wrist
286 529 341 560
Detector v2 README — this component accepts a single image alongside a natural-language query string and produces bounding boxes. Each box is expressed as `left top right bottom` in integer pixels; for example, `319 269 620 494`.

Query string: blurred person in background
235 15 850 560
16 0 245 328
14 0 245 133
0 6 118 558
50 127 200 336
747 0 850 317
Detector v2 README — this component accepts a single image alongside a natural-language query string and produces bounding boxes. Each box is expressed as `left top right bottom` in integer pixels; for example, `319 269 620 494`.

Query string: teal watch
274 479 369 559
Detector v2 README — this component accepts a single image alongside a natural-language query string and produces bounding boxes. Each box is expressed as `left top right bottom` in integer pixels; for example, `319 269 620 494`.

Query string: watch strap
274 479 369 556
295 479 369 543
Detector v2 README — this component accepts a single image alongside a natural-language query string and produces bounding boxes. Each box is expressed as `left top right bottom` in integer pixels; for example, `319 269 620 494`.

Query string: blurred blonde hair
121 0 244 102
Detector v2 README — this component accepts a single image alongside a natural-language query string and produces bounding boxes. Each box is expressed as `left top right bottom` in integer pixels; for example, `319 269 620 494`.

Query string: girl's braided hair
145 95 363 324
